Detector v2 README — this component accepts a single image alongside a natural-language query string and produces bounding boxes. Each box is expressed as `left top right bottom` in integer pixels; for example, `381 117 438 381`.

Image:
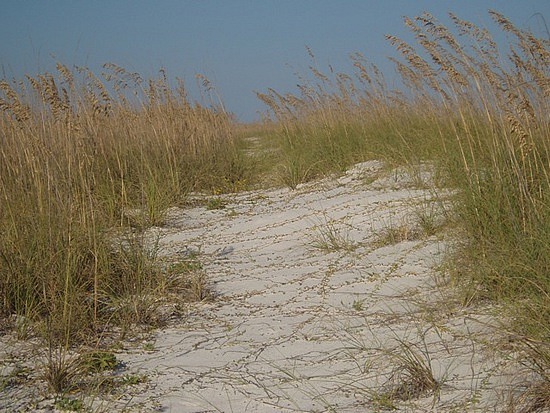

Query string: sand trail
111 161 515 412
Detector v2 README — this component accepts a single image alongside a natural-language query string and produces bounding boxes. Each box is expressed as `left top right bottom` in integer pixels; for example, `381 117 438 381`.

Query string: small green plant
310 218 357 252
206 197 226 210
352 299 365 312
120 374 148 386
79 351 119 374
55 396 85 412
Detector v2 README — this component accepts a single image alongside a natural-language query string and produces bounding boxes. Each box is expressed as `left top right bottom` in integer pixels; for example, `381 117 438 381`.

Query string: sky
1 1 549 122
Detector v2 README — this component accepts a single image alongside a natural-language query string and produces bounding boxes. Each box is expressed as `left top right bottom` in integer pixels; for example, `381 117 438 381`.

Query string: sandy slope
0 161 522 412
109 161 518 412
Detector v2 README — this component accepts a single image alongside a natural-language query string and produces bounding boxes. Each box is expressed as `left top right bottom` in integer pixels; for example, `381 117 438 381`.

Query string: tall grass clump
387 10 550 345
386 12 550 403
257 48 457 188
260 10 549 397
0 64 245 345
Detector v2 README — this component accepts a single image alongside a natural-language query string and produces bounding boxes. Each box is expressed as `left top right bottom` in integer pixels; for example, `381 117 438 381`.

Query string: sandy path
111 161 515 412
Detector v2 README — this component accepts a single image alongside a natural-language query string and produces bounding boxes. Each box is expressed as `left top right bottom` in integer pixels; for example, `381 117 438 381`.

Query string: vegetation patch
0 8 548 410
258 12 549 405
79 351 119 374
55 396 85 412
206 197 227 210
309 218 357 252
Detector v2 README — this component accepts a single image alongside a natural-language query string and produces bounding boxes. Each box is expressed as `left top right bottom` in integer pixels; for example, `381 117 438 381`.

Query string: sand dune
113 161 517 412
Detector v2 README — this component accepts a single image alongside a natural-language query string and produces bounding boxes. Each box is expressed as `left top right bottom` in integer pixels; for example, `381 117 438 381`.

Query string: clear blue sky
1 1 548 121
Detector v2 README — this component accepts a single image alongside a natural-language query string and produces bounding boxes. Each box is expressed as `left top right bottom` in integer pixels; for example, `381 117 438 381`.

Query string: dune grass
1 9 549 409
257 10 550 404
0 64 250 347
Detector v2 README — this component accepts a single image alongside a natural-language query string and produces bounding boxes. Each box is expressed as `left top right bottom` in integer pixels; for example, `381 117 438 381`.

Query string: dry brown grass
0 63 244 346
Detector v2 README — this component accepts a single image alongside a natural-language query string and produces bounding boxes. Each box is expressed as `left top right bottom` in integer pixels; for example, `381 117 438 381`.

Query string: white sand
111 161 520 412
1 161 526 412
